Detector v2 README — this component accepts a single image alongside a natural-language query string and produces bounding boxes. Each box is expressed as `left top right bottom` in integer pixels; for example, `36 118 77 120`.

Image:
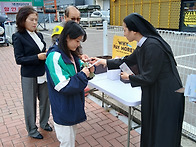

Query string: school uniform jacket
45 45 88 126
12 30 46 77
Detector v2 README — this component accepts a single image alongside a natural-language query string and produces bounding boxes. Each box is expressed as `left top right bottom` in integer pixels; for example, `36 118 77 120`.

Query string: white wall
96 0 103 9
103 0 110 11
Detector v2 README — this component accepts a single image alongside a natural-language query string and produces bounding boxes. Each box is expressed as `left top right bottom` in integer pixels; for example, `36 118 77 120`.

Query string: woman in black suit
12 6 52 139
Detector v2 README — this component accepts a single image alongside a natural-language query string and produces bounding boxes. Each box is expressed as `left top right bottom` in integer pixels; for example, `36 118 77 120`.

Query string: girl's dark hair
58 20 87 58
16 5 37 33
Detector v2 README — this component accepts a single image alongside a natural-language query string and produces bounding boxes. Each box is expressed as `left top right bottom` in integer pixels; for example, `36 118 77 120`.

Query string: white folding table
88 73 142 147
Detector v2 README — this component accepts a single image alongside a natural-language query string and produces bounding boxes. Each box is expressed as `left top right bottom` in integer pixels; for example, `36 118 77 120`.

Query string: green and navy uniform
45 45 88 126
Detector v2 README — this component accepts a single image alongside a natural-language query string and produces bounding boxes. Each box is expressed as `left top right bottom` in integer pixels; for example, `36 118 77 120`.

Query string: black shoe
32 133 43 139
43 126 53 132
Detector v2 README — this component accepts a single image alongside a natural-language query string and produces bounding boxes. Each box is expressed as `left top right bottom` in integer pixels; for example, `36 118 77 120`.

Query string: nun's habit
107 13 184 147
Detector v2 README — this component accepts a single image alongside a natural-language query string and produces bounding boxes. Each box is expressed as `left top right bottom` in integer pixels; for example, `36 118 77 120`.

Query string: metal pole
103 21 108 56
42 6 47 30
127 106 131 147
102 92 104 107
48 13 51 23
88 12 90 27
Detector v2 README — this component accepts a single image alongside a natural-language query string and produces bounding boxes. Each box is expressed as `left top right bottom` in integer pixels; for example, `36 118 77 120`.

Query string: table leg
127 106 132 147
102 92 104 107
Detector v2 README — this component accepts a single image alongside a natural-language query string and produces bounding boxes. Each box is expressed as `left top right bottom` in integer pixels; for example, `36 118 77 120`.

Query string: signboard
112 35 137 58
180 1 196 32
0 1 32 13
0 0 31 2
32 0 43 6
184 11 196 27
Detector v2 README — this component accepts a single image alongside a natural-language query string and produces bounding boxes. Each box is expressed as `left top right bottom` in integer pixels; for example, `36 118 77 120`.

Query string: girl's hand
120 72 129 80
80 54 90 62
81 67 90 77
89 66 95 73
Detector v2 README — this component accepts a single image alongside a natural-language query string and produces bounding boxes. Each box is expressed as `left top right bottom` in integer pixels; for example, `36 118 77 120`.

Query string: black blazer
12 30 46 77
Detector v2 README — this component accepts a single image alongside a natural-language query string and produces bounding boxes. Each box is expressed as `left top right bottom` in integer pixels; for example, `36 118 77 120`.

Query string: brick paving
0 45 140 147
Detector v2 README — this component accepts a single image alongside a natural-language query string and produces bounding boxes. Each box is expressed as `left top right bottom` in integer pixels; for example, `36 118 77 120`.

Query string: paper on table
107 69 121 80
184 74 196 102
119 62 135 75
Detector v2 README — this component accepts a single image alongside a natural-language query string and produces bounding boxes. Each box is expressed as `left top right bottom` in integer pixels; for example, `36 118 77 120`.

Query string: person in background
45 20 94 147
51 6 81 44
12 6 52 139
90 13 185 147
51 5 90 95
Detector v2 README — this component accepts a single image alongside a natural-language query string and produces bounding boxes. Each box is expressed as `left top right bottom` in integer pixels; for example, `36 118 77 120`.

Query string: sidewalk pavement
0 45 140 146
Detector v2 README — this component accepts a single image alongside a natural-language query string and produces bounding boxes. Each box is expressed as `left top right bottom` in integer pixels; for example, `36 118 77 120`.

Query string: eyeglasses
71 17 81 22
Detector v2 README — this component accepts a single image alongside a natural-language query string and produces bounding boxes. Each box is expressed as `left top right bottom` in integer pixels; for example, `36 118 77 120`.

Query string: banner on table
112 35 137 58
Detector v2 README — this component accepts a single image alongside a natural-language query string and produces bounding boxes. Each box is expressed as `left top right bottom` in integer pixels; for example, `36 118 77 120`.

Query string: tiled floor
0 45 140 146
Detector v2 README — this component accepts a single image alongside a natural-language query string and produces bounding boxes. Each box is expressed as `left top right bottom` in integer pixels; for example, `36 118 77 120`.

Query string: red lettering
4 7 9 12
11 7 16 12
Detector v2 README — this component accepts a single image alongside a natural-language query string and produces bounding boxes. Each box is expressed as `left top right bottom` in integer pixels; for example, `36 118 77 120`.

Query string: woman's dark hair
58 20 87 58
16 5 37 33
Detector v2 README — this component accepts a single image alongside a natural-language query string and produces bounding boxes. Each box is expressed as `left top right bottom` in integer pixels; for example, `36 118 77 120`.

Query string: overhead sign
184 11 196 27
0 1 32 13
32 0 43 6
112 35 137 58
0 0 31 1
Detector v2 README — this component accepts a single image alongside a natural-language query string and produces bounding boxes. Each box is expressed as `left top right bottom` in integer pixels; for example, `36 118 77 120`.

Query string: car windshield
93 12 100 15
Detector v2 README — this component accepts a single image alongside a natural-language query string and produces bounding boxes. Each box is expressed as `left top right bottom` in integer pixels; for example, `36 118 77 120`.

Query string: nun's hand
89 57 107 66
120 72 129 80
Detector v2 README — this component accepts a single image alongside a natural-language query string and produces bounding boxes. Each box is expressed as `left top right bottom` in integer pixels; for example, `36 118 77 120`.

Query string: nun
90 13 185 147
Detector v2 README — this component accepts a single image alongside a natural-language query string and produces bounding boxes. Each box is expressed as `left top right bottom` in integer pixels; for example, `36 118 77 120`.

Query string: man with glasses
51 6 81 44
52 6 89 60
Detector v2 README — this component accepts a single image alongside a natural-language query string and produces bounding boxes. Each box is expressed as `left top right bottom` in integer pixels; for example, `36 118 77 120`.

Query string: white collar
137 36 147 47
26 30 35 35
26 29 44 51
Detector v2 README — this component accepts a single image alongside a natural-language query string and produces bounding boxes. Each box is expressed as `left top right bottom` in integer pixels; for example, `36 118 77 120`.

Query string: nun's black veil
123 13 182 85
123 13 175 63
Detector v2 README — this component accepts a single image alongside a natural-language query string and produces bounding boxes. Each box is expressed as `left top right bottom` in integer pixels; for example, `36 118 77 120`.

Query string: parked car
0 14 9 46
79 12 103 27
91 10 110 24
